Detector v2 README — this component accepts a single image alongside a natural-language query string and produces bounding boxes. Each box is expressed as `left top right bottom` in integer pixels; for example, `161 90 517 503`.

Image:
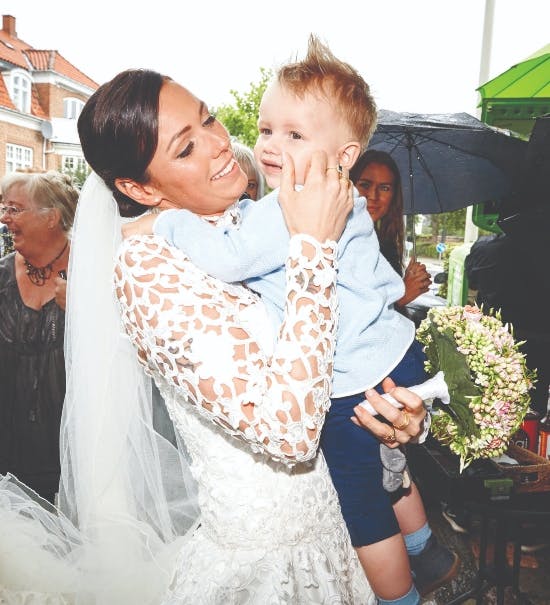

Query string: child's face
254 81 352 189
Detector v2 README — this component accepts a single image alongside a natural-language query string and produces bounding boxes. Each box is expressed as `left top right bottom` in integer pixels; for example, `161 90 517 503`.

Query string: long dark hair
77 69 170 217
350 149 404 273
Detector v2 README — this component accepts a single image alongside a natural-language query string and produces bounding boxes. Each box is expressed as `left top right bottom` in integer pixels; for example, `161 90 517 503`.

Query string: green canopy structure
477 44 550 138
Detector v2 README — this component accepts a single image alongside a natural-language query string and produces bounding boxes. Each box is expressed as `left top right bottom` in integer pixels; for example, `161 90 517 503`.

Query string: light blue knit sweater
154 189 414 397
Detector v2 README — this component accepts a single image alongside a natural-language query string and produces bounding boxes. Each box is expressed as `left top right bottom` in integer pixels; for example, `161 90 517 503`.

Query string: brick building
0 14 98 181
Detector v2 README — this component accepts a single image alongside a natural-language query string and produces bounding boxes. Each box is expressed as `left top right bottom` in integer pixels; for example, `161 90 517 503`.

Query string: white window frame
6 69 32 113
6 144 33 173
62 155 87 173
63 97 85 120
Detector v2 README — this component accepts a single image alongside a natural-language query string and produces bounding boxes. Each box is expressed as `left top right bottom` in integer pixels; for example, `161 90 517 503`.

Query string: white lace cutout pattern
114 234 339 465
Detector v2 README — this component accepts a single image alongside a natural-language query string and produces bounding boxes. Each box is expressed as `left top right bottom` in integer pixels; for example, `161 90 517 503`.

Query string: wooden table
408 441 550 605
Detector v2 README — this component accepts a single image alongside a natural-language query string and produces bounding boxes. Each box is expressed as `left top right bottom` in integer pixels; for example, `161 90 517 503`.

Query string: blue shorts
320 339 427 547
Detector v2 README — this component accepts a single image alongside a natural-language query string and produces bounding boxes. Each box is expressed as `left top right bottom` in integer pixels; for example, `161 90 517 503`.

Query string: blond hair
277 35 377 150
232 140 265 199
1 171 79 233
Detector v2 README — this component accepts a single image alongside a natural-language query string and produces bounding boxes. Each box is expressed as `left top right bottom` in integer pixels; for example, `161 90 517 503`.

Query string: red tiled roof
0 26 32 69
30 80 47 118
25 49 98 89
0 73 16 110
0 19 98 90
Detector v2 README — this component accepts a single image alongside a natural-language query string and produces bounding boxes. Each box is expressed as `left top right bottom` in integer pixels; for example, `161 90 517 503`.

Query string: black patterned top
0 252 66 502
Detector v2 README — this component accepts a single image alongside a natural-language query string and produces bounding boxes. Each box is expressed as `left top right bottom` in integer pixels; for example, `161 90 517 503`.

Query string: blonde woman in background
232 139 265 200
0 170 78 503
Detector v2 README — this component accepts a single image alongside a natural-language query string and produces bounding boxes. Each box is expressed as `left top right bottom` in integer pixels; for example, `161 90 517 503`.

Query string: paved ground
424 500 550 605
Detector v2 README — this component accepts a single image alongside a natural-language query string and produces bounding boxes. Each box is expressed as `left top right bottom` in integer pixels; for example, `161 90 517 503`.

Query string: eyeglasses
0 205 29 217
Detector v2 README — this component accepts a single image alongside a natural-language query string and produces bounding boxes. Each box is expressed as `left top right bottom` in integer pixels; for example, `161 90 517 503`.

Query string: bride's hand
278 151 353 242
351 378 426 448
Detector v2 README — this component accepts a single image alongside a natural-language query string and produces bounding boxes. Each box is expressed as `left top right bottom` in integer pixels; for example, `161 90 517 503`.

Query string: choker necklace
23 241 68 286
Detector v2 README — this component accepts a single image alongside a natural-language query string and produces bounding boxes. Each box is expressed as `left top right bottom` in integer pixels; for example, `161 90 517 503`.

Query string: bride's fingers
279 152 296 198
350 407 402 448
352 386 425 444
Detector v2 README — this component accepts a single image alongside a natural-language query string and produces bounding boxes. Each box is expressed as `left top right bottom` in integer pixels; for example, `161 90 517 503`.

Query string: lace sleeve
114 234 338 465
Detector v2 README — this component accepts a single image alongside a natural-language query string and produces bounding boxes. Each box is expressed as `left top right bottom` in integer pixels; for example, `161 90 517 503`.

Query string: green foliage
429 208 467 239
1 228 14 257
437 248 452 299
413 237 439 258
423 325 480 438
62 164 90 189
413 236 459 259
213 68 273 148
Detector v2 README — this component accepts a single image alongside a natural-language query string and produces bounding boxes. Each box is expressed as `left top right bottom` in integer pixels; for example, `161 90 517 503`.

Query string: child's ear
115 178 162 207
337 141 361 170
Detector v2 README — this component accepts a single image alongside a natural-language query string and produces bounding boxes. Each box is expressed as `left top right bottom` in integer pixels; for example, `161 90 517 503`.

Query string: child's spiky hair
277 34 377 150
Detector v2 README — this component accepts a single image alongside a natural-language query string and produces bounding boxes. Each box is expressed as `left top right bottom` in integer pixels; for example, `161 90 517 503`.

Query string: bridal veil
0 173 198 604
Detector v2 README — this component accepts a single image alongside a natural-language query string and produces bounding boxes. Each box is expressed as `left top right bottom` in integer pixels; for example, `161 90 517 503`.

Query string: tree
62 164 90 189
213 68 272 148
428 208 467 241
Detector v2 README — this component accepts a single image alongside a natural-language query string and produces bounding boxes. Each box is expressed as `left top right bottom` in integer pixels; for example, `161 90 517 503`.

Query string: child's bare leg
392 481 427 535
393 481 460 596
355 533 414 600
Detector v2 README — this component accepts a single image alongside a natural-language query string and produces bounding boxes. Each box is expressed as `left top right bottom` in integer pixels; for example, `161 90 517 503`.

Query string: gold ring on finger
326 166 339 174
383 425 396 443
393 411 410 431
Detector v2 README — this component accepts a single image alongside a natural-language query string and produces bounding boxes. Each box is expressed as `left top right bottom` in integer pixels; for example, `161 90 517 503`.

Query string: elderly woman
232 139 266 200
0 170 78 503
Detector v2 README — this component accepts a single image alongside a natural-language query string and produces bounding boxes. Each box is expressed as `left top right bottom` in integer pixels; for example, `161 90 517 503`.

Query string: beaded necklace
22 240 68 286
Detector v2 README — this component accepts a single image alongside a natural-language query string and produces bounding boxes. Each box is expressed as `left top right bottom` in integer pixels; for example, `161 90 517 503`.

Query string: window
64 97 85 120
8 70 32 113
62 156 87 173
6 144 33 172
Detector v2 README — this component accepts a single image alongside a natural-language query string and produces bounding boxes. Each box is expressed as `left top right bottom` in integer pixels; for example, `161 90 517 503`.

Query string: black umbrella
368 110 527 216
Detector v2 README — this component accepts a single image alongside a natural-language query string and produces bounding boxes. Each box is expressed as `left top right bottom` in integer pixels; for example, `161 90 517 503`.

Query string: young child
127 36 458 604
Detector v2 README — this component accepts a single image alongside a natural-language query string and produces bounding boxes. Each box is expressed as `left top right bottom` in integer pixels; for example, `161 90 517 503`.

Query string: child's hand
121 213 157 239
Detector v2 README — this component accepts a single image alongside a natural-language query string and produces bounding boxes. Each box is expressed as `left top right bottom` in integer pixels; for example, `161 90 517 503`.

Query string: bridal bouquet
416 305 535 470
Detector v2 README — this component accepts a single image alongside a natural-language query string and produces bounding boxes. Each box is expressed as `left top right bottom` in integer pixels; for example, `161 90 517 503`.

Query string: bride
0 69 425 605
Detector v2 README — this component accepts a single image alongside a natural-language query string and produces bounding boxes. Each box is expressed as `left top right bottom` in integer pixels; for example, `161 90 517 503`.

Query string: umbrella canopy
368 110 527 215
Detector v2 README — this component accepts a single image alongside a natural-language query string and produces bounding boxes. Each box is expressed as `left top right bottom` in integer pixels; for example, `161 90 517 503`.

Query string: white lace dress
113 233 375 605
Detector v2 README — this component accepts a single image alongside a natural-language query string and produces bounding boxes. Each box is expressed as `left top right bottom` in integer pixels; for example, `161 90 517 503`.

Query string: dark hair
77 69 170 217
350 149 404 272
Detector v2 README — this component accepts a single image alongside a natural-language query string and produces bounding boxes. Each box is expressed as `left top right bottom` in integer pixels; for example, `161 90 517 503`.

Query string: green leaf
428 325 481 437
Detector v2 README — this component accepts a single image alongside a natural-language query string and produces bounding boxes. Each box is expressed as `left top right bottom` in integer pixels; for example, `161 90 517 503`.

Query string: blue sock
377 583 420 605
404 522 431 555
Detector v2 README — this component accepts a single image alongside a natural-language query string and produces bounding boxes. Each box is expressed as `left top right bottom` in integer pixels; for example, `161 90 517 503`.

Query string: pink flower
494 400 511 415
488 437 505 450
463 305 483 322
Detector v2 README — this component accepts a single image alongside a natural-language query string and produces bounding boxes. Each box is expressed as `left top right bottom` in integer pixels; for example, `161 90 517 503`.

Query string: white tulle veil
0 172 199 604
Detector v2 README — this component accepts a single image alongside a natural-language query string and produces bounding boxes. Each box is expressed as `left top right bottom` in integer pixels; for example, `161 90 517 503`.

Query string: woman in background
232 139 265 200
351 150 432 311
0 170 78 503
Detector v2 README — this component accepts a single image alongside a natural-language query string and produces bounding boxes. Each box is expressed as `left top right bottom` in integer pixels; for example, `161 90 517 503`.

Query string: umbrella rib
412 142 445 214
378 132 408 154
